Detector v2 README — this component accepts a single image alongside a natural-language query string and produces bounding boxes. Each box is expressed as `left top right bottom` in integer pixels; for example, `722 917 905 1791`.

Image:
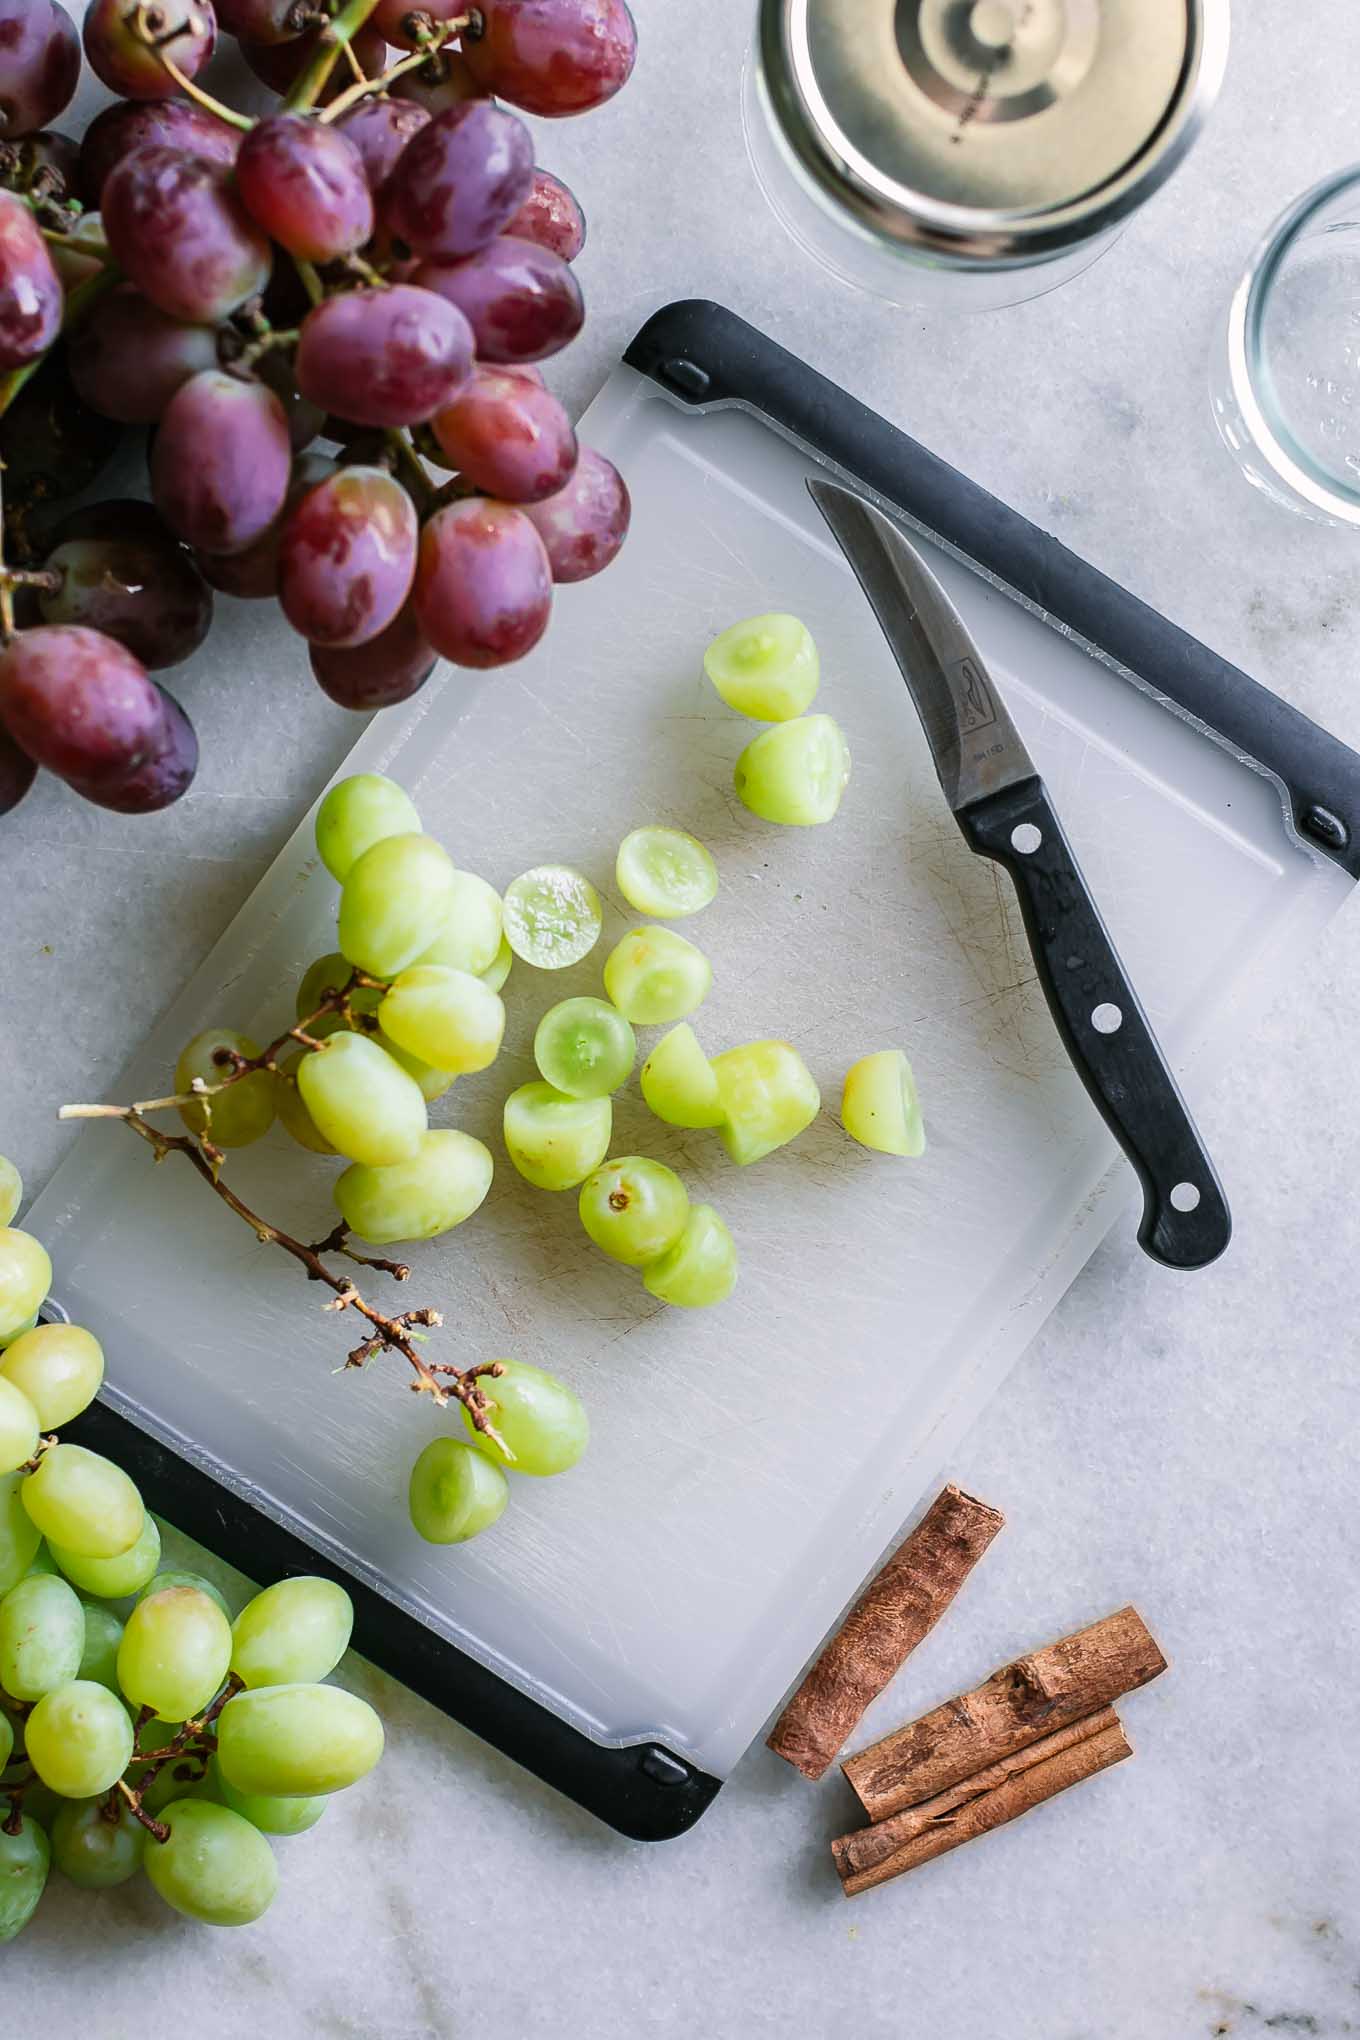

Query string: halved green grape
578 1155 689 1267
414 869 504 976
0 1229 50 1343
217 1682 383 1798
639 1023 725 1130
533 997 635 1099
374 1028 455 1104
296 1031 427 1167
76 1604 124 1695
503 1082 611 1192
22 1444 145 1559
615 827 718 919
175 1029 278 1148
841 1050 926 1158
315 772 420 883
0 1818 48 1944
214 1763 327 1836
409 1437 509 1543
712 1040 820 1165
602 927 712 1027
704 612 820 721
335 1129 493 1245
479 932 514 993
25 1679 135 1798
0 1472 41 1595
230 1576 353 1690
118 1585 232 1721
0 1314 37 1353
502 865 602 969
338 832 457 978
0 1323 104 1429
138 1571 232 1622
275 1048 337 1155
0 1157 20 1228
50 1796 146 1888
642 1204 738 1309
733 713 851 826
296 952 384 1028
0 1573 85 1700
145 1799 279 1928
50 1511 161 1598
379 964 505 1075
0 1377 38 1477
462 1361 588 1476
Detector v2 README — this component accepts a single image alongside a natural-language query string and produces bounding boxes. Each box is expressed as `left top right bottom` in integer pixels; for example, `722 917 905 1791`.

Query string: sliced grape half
503 1081 611 1192
642 1204 738 1309
502 864 602 969
841 1050 926 1158
711 1040 820 1166
533 997 635 1099
615 827 717 919
733 714 850 826
602 927 712 1027
703 612 819 721
639 1022 724 1130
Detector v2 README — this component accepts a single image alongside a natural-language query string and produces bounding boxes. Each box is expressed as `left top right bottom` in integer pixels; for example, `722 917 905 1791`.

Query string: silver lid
759 0 1229 262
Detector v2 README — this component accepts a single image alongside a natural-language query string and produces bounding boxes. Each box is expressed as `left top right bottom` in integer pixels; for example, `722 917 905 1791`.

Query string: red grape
0 624 166 783
79 97 241 207
196 450 334 599
152 370 292 554
415 238 583 363
278 465 418 648
0 1 80 140
83 0 216 102
523 448 629 583
413 498 552 668
392 49 483 115
431 367 577 504
215 0 307 43
67 284 220 425
506 169 586 262
236 113 374 263
337 94 429 192
102 145 272 324
68 685 198 812
383 102 534 262
463 0 637 116
240 24 387 100
0 723 36 815
371 0 467 45
39 532 213 670
310 599 436 709
0 189 60 370
295 284 474 429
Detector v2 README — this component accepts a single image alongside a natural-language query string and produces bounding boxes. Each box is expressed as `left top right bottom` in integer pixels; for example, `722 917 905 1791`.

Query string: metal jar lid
758 0 1230 263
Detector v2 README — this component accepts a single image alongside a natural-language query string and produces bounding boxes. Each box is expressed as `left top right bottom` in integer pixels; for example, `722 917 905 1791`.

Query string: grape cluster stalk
0 0 636 821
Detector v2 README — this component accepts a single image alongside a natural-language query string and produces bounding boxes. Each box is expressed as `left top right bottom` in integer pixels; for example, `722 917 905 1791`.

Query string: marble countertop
6 4 1360 2034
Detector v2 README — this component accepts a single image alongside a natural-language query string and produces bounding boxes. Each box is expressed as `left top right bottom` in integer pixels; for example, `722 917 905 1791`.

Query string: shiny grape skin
83 0 216 102
236 114 374 263
414 499 552 669
311 601 437 710
523 448 630 583
463 0 638 116
215 0 307 43
68 685 198 812
0 625 166 785
0 0 80 140
383 103 534 262
102 145 272 325
152 371 292 555
78 97 241 207
338 95 429 193
506 169 586 262
0 190 59 371
0 725 36 816
392 49 484 115
295 284 475 429
241 24 387 100
415 238 583 364
279 466 418 649
431 368 577 504
67 284 220 425
195 449 335 599
40 534 213 671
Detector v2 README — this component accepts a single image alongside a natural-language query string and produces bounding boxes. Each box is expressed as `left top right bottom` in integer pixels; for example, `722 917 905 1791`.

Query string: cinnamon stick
832 1708 1131 1896
842 1604 1166 1821
767 1484 1005 1780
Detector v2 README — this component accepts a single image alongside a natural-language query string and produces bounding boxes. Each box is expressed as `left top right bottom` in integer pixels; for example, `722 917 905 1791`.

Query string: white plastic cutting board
29 366 1350 1778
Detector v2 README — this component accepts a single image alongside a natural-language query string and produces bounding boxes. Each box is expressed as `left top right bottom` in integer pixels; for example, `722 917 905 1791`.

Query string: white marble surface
5 3 1360 2033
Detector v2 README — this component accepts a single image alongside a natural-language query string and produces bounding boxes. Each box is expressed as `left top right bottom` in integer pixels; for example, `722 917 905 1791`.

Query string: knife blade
808 477 1231 1272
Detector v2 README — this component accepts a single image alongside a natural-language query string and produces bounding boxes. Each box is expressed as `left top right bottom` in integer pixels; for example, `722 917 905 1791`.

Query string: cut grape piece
230 1576 352 1689
0 1376 37 1476
502 865 602 969
503 1081 611 1191
642 1204 738 1310
22 1444 144 1560
101 146 271 326
578 1155 689 1268
534 998 635 1099
296 1032 427 1168
461 1360 588 1475
0 1229 50 1341
335 1129 494 1244
275 1049 336 1155
380 964 505 1074
25 1679 135 1798
505 167 586 261
0 1324 103 1429
214 1766 328 1836
480 933 514 994
602 926 712 1027
0 0 80 140
295 283 475 430
50 1797 145 1889
175 1028 277 1149
382 101 534 260
0 1572 84 1698
0 1819 48 1945
409 1437 508 1543
315 773 420 883
0 190 63 372
413 497 552 668
415 870 503 977
236 113 374 263
0 1473 41 1595
279 466 418 650
640 1023 725 1130
118 1585 232 1721
733 714 851 826
153 371 292 558
841 1050 926 1158
138 1570 232 1621
76 1604 124 1694
615 828 718 919
0 1157 20 1227
711 1040 821 1166
338 832 458 978
415 237 583 364
217 1682 384 1798
83 0 214 101
704 612 820 722
145 1800 279 1928
463 0 637 115
50 1511 161 1598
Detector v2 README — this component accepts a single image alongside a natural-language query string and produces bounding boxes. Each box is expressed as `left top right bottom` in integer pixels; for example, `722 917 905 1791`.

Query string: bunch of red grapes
0 0 636 820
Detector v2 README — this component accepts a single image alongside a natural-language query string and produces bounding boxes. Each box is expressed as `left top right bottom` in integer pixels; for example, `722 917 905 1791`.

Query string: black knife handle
956 776 1232 1271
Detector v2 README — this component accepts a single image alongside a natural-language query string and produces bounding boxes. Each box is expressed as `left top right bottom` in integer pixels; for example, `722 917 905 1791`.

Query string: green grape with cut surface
479 931 514 993
0 1817 48 1944
0 1473 41 1594
275 1049 337 1155
174 1029 277 1148
503 1081 611 1192
144 1799 279 1928
409 1436 509 1543
640 1022 725 1130
217 1682 383 1798
0 1572 85 1700
704 612 820 721
230 1576 353 1690
0 1376 38 1477
76 1603 124 1694
0 1229 50 1343
578 1155 689 1268
118 1585 232 1721
379 964 505 1075
335 1129 493 1245
462 1361 588 1476
642 1203 739 1309
414 869 504 976
602 927 712 1027
50 1511 161 1598
533 997 635 1099
0 1323 103 1429
734 713 851 826
213 1762 328 1836
712 1040 821 1166
138 1571 232 1621
25 1678 134 1798
0 1157 20 1228
338 832 458 978
615 827 718 919
50 1795 146 1888
502 864 602 969
841 1050 926 1158
22 1444 144 1559
296 1031 428 1168
315 772 420 883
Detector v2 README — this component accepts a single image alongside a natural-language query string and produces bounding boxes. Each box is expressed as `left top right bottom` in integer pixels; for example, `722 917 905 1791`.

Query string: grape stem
115 1673 246 1843
318 37 452 121
38 225 113 260
129 4 257 133
284 0 386 113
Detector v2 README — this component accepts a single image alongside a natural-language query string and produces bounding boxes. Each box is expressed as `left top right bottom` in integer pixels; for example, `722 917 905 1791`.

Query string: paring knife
809 478 1231 1272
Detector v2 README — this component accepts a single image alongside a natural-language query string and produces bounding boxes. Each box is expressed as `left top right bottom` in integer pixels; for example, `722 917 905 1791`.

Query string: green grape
144 1799 279 1927
0 1573 85 1700
316 772 421 883
138 1571 232 1622
24 1545 58 1576
0 1156 20 1228
0 1323 104 1429
704 612 820 721
26 1679 135 1797
615 827 718 919
0 1314 37 1352
639 1023 725 1130
230 1576 353 1689
51 1512 161 1598
642 1204 738 1309
0 1229 51 1343
21 1444 145 1559
275 1049 337 1155
733 713 851 826
0 1817 48 1943
118 1586 232 1721
712 1040 820 1165
217 1682 383 1797
533 997 635 1100
602 928 712 1027
295 951 384 1028
408 1437 508 1543
334 1129 493 1245
414 869 504 976
0 1472 41 1594
503 1082 611 1192
375 1028 455 1103
296 1031 427 1168
841 1049 926 1157
0 1707 11 1770
379 964 505 1075
50 1796 146 1888
502 865 602 970
479 932 514 993
338 832 457 978
462 1361 588 1476
76 1603 124 1694
0 1377 38 1477
578 1156 689 1268
175 1029 277 1148
213 1762 327 1835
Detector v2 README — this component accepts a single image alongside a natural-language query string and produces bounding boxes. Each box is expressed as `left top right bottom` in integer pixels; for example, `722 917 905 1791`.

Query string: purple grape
68 685 198 812
39 532 213 670
67 284 221 425
505 169 586 263
337 95 429 193
236 113 374 264
278 465 418 649
1 355 123 522
431 367 577 504
215 0 308 43
0 189 60 370
383 103 534 262
0 723 36 815
414 498 552 668
196 450 334 599
102 145 272 325
310 600 437 710
415 238 583 364
79 97 241 207
295 284 475 429
0 624 166 783
240 24 387 100
523 448 630 583
463 0 637 116
371 0 468 45
0 1 80 140
83 0 217 102
152 371 292 555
